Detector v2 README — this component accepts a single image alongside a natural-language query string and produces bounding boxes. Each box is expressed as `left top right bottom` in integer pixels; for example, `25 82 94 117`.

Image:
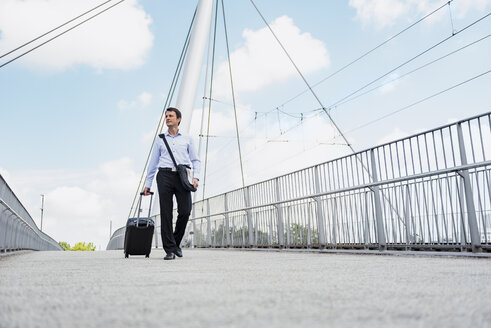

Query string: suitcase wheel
145 254 150 258
125 252 129 258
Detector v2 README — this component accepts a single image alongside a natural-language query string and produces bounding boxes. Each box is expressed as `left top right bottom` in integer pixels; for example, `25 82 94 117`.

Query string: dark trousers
156 170 192 254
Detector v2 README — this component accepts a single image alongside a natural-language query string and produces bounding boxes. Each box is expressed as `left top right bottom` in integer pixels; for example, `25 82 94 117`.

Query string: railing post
224 193 231 247
154 215 159 248
456 123 482 252
244 187 254 247
370 149 387 251
404 185 411 250
191 207 196 248
314 166 327 248
206 199 211 247
275 178 285 248
192 220 196 248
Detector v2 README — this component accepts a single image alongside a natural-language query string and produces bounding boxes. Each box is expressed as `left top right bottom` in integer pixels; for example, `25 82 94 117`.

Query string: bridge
1 0 491 326
1 110 491 327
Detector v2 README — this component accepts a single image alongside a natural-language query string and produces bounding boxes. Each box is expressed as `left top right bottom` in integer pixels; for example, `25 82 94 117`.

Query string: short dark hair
166 107 182 125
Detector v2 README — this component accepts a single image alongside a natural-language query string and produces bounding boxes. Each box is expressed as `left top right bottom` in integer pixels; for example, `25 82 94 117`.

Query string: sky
0 0 490 250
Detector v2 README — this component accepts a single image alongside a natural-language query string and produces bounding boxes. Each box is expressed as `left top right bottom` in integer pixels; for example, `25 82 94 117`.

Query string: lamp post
40 194 45 231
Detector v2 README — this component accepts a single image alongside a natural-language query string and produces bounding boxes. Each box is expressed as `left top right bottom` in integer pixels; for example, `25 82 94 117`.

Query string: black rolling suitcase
124 192 155 258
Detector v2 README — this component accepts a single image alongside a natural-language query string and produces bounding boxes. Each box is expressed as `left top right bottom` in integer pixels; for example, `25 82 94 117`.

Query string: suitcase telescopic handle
136 192 154 227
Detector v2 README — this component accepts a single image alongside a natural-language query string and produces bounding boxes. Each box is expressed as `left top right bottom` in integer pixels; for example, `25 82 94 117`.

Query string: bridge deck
1 249 490 327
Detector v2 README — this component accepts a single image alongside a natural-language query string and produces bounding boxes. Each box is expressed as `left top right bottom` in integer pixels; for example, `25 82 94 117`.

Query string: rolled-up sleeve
188 137 201 179
144 139 161 189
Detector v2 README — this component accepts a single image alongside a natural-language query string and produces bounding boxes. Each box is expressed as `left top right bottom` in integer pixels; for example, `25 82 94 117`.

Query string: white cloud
141 129 157 143
349 0 491 28
349 0 410 28
379 72 401 94
453 0 491 18
118 91 153 110
0 0 153 71
138 92 152 107
213 16 330 98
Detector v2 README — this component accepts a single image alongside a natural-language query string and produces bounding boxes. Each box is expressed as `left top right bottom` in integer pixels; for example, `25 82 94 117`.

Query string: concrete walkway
0 249 490 328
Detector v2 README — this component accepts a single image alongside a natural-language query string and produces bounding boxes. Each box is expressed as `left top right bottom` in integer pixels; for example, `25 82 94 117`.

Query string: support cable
276 0 454 108
127 7 197 219
0 0 127 69
201 0 220 200
198 3 217 159
222 0 246 188
249 0 355 153
0 0 114 60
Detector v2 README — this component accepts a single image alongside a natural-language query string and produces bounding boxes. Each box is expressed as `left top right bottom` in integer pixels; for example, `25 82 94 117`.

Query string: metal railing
0 174 62 252
108 111 491 253
190 112 491 252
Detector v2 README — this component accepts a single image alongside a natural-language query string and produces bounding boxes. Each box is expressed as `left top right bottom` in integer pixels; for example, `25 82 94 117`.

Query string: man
143 107 200 260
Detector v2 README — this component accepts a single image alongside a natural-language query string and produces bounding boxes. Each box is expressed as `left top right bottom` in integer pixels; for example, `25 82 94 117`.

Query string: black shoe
164 253 175 260
175 248 183 258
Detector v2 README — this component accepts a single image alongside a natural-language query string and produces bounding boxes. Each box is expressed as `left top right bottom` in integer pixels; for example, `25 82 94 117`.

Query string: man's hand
143 187 151 196
192 178 199 189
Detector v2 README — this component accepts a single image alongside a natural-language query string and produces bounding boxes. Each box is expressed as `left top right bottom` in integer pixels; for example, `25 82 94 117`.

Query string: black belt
159 167 177 172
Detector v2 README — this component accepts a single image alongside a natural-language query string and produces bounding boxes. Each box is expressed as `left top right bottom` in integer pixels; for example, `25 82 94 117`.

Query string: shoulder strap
160 134 178 168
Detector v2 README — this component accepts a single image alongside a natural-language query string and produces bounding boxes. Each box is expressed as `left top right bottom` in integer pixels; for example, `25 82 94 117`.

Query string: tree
70 242 96 251
58 241 71 251
58 241 96 251
286 223 318 246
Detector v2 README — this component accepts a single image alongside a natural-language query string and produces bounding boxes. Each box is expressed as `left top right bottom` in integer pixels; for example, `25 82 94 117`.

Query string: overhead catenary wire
344 68 491 135
335 33 491 108
324 11 491 112
0 0 127 69
203 31 490 129
205 35 491 182
0 0 114 60
204 110 327 179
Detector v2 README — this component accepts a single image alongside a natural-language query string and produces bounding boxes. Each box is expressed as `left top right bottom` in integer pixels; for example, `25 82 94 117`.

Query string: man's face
165 111 181 127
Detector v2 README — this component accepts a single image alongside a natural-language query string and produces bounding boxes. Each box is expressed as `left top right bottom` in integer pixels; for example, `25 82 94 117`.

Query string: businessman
143 107 200 260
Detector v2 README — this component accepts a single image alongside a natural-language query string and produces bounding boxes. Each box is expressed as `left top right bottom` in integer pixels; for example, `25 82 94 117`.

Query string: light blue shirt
144 130 201 189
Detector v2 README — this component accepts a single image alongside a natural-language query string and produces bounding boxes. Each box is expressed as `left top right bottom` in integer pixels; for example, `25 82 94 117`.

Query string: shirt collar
165 129 181 137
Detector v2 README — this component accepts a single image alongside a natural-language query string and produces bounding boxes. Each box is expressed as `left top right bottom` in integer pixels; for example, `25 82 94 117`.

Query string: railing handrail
190 160 491 220
0 197 61 249
193 111 491 202
0 174 39 227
